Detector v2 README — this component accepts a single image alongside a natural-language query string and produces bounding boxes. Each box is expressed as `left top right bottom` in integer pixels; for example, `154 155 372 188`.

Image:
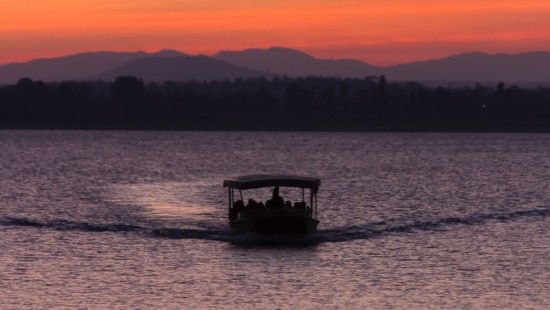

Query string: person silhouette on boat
231 200 244 220
266 186 284 209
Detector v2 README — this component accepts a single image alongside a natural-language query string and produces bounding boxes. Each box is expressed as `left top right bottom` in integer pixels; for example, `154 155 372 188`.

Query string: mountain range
1 47 549 85
93 55 271 82
0 49 185 84
214 47 378 77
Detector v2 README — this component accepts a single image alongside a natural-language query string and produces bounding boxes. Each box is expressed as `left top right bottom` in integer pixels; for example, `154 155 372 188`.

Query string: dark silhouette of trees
111 76 145 102
285 82 313 119
0 75 549 131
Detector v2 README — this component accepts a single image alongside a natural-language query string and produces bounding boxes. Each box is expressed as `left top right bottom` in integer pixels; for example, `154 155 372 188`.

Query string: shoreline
1 121 549 133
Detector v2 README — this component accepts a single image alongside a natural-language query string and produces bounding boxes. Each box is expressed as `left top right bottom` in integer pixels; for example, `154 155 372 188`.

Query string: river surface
0 130 549 309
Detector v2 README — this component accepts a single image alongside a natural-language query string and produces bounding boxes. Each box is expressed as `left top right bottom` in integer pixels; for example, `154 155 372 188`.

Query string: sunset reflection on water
106 181 220 221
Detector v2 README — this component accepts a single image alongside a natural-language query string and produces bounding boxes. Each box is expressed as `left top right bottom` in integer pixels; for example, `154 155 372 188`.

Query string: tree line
1 76 549 131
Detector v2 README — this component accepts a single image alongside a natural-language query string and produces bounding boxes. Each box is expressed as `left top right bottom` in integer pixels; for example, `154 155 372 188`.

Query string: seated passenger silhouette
266 186 284 209
234 200 244 211
231 200 245 220
248 198 258 208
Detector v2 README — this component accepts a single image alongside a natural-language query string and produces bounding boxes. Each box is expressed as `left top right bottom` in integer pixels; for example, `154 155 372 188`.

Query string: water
1 130 549 309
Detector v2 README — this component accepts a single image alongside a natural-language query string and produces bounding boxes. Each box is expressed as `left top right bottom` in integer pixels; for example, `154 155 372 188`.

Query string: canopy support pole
315 193 318 218
228 188 232 217
310 189 314 217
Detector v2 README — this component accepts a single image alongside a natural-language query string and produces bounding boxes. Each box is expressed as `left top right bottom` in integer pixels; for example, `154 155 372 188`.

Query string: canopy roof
223 174 321 191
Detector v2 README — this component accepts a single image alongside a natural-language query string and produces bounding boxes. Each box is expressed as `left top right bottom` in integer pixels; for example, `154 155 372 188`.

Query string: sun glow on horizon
2 0 550 65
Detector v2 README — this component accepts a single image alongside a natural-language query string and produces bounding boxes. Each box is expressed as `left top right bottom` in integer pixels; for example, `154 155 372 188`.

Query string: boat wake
0 217 235 241
2 206 549 244
318 206 550 242
1 217 144 233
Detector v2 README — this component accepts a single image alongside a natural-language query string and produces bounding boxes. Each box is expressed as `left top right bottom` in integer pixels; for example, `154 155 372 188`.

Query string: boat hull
230 216 319 235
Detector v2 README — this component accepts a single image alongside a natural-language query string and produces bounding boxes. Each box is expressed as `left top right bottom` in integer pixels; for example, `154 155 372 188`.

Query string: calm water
1 130 549 309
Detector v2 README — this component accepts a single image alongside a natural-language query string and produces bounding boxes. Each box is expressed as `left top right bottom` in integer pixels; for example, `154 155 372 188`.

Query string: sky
1 0 550 66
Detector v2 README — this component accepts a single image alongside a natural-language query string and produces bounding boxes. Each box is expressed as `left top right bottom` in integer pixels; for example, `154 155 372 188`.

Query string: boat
223 174 321 234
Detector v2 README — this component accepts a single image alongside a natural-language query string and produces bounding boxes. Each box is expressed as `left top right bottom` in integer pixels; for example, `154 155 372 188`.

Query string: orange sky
1 0 550 66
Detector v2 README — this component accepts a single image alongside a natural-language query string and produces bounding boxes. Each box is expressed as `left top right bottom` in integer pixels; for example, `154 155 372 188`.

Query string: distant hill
383 51 550 83
214 46 379 77
215 47 550 84
0 50 185 84
1 47 549 85
93 55 272 82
